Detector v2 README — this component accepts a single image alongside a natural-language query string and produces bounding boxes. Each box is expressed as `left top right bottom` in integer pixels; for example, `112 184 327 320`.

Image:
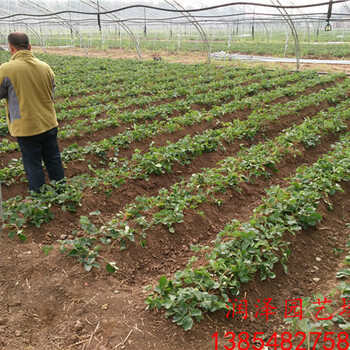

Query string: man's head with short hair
8 32 31 55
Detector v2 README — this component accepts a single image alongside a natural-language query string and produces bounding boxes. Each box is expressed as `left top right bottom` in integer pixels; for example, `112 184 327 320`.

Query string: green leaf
42 245 53 256
181 316 194 331
238 270 250 283
339 323 350 330
8 230 16 239
84 264 93 272
337 268 350 279
18 232 27 242
298 319 320 333
190 308 202 317
163 299 173 309
158 275 168 290
92 262 100 269
168 227 175 234
106 262 118 274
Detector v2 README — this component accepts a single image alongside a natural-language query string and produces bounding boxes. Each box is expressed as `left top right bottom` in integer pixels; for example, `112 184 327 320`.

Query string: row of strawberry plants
0 67 296 140
0 75 346 186
3 96 349 269
50 55 285 100
54 65 273 113
0 139 19 154
0 73 347 191
54 69 309 139
90 79 350 180
3 90 349 271
0 52 245 113
41 55 226 97
91 98 350 249
52 68 288 137
58 72 344 160
0 70 330 156
2 179 83 241
145 131 350 331
54 67 289 121
51 96 350 271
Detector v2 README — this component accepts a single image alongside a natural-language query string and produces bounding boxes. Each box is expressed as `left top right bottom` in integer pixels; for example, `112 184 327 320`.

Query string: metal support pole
97 0 101 32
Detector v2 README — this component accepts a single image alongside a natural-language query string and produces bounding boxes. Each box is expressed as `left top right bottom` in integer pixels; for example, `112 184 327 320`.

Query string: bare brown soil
1 53 350 349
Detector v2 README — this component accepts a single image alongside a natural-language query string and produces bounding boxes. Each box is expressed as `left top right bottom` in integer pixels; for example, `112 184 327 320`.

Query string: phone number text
212 331 349 350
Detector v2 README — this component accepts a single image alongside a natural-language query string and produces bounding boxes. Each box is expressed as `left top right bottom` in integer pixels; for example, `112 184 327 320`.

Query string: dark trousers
17 127 65 193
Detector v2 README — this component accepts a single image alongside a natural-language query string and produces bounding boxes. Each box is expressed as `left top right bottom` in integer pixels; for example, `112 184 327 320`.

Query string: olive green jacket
0 50 58 137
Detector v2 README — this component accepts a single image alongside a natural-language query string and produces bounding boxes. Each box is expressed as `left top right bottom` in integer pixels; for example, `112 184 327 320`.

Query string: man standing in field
0 32 65 194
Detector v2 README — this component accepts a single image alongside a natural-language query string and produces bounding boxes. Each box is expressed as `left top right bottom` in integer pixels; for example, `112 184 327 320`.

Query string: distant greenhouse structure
1 0 350 66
